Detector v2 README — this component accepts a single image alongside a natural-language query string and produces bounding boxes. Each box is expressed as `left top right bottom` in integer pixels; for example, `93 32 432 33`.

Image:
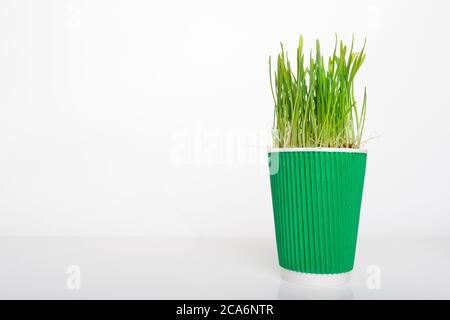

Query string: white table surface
1 236 449 299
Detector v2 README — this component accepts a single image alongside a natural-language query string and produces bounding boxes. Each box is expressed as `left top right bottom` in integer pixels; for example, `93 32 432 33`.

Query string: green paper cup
268 148 367 286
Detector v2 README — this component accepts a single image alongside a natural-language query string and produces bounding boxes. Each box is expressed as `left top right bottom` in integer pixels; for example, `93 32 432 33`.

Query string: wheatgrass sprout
269 35 367 148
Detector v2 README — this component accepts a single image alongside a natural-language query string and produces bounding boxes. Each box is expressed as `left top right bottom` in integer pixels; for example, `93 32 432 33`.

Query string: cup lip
269 147 368 154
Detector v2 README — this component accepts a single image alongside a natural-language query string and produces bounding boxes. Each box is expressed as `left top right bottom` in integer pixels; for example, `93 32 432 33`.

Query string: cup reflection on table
277 280 354 300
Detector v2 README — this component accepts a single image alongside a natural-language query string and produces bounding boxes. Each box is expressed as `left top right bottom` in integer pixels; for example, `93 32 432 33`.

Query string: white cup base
280 268 351 287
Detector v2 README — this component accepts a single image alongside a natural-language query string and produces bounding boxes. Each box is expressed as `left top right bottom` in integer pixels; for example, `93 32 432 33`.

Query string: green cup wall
268 150 367 274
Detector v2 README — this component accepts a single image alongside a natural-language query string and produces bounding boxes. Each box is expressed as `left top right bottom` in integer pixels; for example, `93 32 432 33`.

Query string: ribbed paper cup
268 148 367 285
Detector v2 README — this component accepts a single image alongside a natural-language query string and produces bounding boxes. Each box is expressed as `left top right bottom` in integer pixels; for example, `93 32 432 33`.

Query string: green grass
269 35 367 148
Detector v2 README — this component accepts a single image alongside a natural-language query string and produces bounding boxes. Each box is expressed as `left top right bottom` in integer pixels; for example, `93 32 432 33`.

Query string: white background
1 0 450 239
